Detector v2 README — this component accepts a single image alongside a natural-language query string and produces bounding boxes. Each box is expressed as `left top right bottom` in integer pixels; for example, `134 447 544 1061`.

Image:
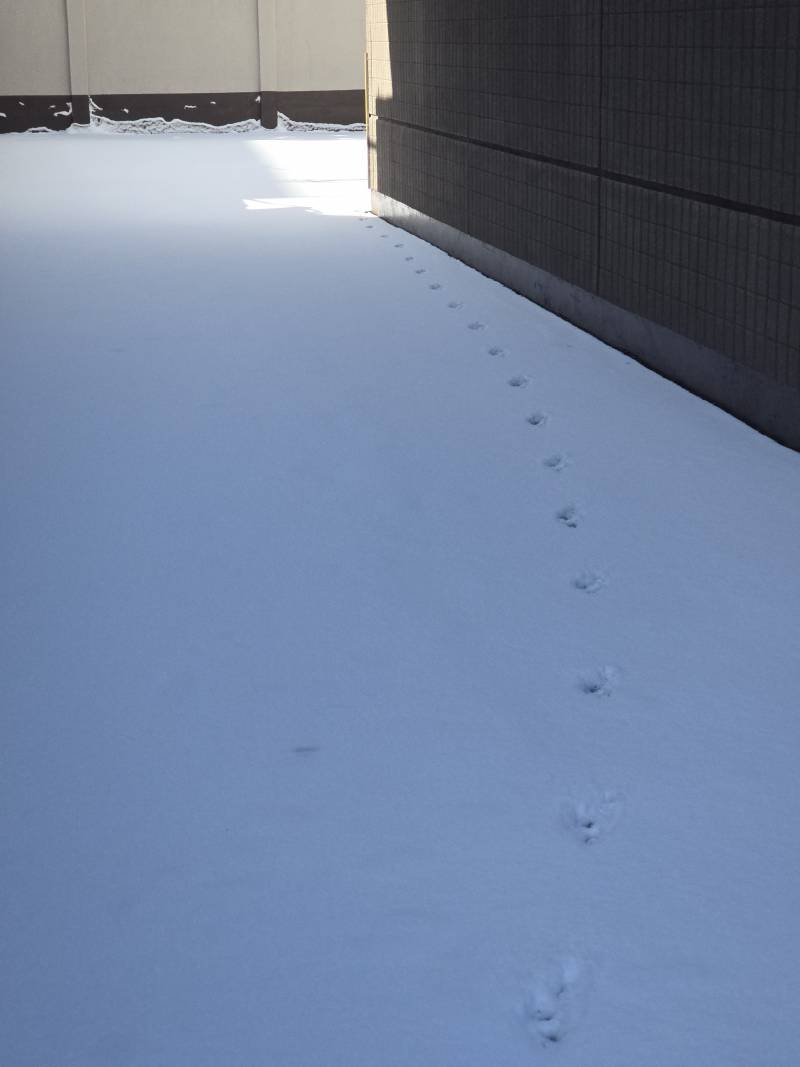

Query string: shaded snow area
2 126 800 1067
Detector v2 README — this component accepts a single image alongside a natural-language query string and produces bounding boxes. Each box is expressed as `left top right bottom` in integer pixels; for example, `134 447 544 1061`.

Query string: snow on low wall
0 0 366 131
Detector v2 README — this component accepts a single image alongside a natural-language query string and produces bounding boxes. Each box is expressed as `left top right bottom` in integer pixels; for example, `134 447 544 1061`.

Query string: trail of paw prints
579 665 620 697
523 956 588 1047
562 790 623 845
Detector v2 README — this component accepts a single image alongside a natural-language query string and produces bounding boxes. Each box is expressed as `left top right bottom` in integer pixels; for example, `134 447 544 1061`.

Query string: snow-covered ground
2 125 799 1067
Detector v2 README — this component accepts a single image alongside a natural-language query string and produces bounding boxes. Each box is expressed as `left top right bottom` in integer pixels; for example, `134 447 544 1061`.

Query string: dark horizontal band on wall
373 190 800 453
371 113 800 230
0 95 87 133
93 92 260 125
96 91 364 127
263 90 364 127
1 90 364 134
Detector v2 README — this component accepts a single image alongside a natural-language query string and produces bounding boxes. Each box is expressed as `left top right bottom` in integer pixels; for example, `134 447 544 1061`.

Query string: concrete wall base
261 90 363 127
0 95 82 132
1 90 363 133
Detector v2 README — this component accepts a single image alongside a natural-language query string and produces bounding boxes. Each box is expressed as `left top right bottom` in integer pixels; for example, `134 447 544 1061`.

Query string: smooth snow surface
2 128 799 1067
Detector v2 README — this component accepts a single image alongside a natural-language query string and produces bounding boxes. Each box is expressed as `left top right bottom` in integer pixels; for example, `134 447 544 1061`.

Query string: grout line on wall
369 114 800 230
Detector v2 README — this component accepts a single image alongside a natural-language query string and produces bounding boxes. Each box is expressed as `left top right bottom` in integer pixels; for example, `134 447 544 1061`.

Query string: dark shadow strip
596 0 605 293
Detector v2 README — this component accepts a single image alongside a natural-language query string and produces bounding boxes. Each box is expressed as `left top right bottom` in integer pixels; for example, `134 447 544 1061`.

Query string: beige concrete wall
274 0 364 91
0 0 365 96
0 0 70 94
85 0 365 95
85 0 260 94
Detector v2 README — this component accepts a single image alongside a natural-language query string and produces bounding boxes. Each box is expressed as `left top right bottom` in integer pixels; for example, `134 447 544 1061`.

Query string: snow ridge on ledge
275 111 366 134
22 101 366 137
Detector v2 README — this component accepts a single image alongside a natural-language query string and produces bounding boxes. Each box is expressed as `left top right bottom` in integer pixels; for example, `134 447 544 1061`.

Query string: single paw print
488 346 506 357
429 282 442 290
562 790 623 844
579 665 619 697
447 301 463 309
523 956 587 1047
543 453 568 472
467 321 486 331
415 268 427 275
405 256 414 261
573 571 605 594
394 243 404 248
557 505 579 528
508 375 530 388
527 411 548 427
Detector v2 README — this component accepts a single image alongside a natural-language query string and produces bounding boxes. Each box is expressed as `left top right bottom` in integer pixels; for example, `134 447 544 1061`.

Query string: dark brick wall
367 0 800 447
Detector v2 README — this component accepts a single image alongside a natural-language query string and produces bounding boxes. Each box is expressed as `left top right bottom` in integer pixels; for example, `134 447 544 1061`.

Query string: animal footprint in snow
573 571 605 594
366 224 374 229
415 268 427 275
447 301 463 309
543 453 569 472
508 375 530 389
527 411 548 427
394 243 404 248
557 505 579 528
488 346 506 357
467 321 486 331
380 233 389 239
562 790 623 845
579 665 620 697
405 256 414 261
523 956 588 1047
429 282 442 290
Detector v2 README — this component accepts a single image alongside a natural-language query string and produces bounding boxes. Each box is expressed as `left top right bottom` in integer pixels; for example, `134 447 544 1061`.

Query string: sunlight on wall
368 0 393 105
366 1 393 192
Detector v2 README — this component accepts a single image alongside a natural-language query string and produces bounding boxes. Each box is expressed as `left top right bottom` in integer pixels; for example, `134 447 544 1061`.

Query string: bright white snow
1 125 799 1066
